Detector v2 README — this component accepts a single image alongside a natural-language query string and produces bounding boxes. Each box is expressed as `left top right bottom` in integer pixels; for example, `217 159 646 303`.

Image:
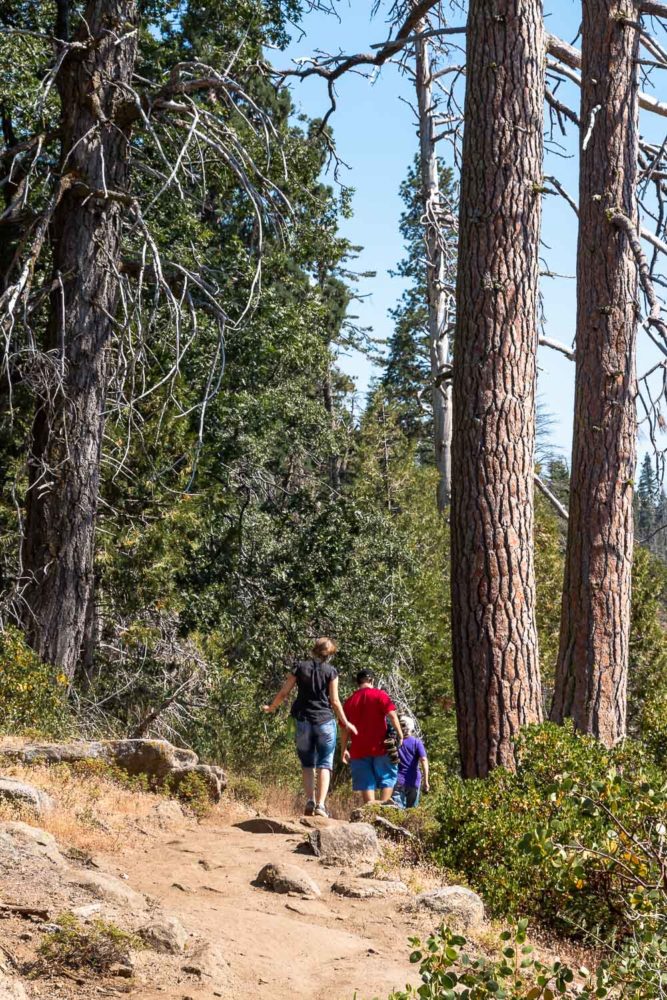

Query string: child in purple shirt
392 716 429 809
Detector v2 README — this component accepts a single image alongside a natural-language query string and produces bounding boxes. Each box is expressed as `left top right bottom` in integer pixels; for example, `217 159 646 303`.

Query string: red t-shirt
343 687 396 759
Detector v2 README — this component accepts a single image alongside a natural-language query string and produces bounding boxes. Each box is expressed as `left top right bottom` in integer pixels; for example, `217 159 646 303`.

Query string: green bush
380 922 665 1000
37 912 139 974
227 774 264 806
428 723 663 939
0 626 70 737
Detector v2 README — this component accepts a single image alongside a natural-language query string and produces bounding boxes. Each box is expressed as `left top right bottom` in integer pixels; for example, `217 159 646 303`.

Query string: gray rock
235 817 304 835
255 862 321 897
139 914 189 954
68 870 146 910
0 969 27 999
299 815 338 829
0 821 64 866
0 778 54 815
415 886 485 930
308 823 380 867
0 739 226 802
331 877 408 899
372 815 414 841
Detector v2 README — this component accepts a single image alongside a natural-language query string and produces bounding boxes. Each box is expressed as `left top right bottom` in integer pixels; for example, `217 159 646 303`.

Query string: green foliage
0 626 70 737
37 913 140 974
429 723 663 938
381 921 667 1000
628 545 667 762
164 770 213 817
385 922 581 1000
226 774 264 805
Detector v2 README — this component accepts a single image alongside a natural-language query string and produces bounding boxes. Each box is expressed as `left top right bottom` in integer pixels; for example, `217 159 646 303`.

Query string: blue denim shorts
349 754 398 791
295 718 337 770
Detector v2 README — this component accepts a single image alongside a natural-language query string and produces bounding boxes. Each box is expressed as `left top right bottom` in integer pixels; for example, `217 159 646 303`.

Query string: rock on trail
307 822 380 867
255 861 322 897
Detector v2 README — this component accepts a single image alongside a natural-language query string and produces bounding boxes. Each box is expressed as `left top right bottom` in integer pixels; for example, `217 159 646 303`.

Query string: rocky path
106 816 424 1000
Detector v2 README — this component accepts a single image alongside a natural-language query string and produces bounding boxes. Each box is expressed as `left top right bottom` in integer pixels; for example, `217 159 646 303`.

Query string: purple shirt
396 736 426 788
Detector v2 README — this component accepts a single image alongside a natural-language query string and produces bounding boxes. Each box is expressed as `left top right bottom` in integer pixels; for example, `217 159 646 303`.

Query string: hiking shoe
304 799 316 816
314 804 329 818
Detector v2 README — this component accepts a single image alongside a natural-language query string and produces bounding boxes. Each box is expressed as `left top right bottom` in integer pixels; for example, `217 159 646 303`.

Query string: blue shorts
391 785 421 809
349 754 398 792
295 718 337 771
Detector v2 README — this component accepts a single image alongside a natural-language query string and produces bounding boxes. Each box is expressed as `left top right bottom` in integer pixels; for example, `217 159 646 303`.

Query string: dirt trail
101 816 423 1000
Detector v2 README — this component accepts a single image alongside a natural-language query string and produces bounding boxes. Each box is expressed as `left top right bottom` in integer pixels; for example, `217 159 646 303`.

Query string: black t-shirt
289 658 338 724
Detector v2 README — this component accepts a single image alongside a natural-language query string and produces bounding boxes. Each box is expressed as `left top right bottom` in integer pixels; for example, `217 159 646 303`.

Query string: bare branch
535 474 570 521
642 1 667 17
539 336 576 361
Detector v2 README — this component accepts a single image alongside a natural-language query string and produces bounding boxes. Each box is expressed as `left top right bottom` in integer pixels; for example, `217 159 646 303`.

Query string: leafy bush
0 626 70 737
37 912 139 974
227 774 264 805
428 723 663 938
381 922 665 1000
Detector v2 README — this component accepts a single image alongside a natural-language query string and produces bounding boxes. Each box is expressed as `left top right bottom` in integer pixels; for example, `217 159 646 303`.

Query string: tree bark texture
21 1 139 678
415 30 453 512
451 0 545 778
551 0 640 745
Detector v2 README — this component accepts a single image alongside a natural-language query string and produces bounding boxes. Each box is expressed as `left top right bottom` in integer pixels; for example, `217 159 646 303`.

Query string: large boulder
255 862 321 897
415 886 485 931
0 739 226 802
0 778 54 815
308 823 380 867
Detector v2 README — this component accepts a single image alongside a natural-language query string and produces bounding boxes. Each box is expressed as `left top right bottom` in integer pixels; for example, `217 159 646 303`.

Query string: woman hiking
263 638 357 817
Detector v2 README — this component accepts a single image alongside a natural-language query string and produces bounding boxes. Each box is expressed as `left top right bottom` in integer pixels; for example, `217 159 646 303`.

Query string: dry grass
0 762 172 854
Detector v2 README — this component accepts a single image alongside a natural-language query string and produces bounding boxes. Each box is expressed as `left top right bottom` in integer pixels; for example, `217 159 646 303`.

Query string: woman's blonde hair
312 637 337 660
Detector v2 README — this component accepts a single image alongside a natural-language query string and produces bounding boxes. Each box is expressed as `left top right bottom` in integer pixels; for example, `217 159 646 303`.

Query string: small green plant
383 922 584 999
165 769 212 817
0 626 71 737
226 774 264 806
37 912 140 974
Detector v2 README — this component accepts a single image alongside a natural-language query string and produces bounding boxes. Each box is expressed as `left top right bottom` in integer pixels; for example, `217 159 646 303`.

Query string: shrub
0 626 70 737
227 774 264 806
37 912 139 974
380 922 666 1000
428 723 663 938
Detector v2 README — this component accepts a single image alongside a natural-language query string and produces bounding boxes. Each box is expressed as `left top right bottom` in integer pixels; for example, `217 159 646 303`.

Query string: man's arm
421 753 430 792
387 709 404 745
328 677 358 735
262 674 296 713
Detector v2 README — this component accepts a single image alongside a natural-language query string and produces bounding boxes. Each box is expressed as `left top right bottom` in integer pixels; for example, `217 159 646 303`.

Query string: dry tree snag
551 0 641 745
415 28 454 512
451 0 545 778
21 1 139 678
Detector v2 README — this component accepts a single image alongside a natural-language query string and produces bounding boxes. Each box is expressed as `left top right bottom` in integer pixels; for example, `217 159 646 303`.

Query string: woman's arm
328 677 358 735
262 674 296 713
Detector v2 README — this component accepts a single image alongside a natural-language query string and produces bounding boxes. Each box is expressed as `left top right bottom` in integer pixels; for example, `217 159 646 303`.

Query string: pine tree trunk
551 0 640 745
415 31 453 512
451 0 545 778
21 1 139 678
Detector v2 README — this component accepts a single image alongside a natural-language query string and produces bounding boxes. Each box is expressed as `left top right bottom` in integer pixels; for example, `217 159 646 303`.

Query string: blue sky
281 2 667 462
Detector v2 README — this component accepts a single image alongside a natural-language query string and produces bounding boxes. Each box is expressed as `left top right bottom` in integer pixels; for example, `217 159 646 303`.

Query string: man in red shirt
342 669 404 803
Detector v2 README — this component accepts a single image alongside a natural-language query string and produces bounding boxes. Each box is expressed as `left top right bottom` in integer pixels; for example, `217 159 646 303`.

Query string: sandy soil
100 816 425 1000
